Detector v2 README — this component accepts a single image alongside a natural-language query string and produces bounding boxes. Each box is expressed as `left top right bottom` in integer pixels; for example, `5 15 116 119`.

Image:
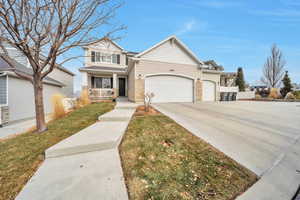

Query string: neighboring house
220 72 237 87
292 83 300 91
0 50 74 123
80 35 233 103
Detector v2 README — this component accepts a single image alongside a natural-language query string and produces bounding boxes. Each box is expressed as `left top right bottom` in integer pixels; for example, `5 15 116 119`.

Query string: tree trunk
33 78 47 133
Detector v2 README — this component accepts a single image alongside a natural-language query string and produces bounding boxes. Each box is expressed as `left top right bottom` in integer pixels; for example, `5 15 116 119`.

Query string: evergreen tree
281 71 292 97
235 67 246 91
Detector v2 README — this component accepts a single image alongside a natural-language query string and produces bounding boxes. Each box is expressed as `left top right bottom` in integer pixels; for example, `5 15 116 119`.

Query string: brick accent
196 80 202 101
135 78 145 102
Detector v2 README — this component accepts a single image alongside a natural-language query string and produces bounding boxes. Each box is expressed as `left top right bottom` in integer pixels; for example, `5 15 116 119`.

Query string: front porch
80 66 128 101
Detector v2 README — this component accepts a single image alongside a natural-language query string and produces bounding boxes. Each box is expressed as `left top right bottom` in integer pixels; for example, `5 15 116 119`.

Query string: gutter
5 71 64 87
202 69 223 74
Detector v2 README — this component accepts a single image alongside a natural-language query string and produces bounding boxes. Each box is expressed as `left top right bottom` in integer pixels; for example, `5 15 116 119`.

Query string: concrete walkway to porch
16 99 138 200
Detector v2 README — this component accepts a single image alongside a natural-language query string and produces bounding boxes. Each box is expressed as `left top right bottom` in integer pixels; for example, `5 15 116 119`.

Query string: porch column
113 73 118 97
81 72 88 89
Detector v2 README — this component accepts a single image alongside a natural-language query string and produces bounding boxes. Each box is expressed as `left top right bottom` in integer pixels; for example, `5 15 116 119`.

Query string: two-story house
79 36 235 103
79 38 135 101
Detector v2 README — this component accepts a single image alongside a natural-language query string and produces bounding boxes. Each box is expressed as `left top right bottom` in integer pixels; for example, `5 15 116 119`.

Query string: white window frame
0 73 8 106
91 51 120 64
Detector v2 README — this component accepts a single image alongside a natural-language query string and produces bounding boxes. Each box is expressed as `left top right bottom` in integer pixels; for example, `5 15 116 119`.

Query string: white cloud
175 19 208 36
280 0 300 6
250 9 300 17
176 20 197 35
176 0 243 9
197 0 243 8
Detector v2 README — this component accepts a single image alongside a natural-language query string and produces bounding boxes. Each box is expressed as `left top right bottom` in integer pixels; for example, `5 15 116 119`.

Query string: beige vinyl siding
135 60 201 79
141 40 198 65
127 60 135 101
84 40 126 68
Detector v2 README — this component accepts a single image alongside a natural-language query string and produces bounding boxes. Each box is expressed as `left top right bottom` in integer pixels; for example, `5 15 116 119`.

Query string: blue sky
66 0 300 91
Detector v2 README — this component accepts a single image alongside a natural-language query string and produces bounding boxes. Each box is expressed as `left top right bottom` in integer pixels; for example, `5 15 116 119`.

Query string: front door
118 78 126 96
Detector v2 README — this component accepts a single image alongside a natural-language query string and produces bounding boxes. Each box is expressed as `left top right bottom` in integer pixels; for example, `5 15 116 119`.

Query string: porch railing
89 88 115 99
220 86 239 93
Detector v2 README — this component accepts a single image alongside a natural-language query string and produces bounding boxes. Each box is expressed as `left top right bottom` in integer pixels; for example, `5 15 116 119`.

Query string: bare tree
0 0 124 133
144 92 154 112
261 44 285 88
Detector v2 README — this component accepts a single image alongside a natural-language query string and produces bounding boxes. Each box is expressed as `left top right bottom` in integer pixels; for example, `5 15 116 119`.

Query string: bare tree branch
261 44 285 88
0 0 124 132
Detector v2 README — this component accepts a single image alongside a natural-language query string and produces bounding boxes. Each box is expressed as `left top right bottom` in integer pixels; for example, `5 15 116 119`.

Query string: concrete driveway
154 101 300 199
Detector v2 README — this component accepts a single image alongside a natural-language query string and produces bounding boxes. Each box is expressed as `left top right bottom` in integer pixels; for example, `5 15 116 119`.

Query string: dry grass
268 88 280 99
79 88 91 106
120 110 258 200
285 92 296 100
0 102 115 200
51 94 66 119
255 94 262 99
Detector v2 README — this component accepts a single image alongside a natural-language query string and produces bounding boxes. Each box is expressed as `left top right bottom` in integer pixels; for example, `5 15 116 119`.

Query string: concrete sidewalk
16 100 138 200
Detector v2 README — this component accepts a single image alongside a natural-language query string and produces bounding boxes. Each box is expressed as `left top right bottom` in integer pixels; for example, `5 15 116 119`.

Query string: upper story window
91 51 120 64
0 75 7 105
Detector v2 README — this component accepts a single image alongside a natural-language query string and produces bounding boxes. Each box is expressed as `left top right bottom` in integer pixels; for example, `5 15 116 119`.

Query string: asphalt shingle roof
0 56 64 87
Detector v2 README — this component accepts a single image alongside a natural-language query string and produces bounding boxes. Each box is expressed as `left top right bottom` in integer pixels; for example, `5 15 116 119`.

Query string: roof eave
135 35 204 65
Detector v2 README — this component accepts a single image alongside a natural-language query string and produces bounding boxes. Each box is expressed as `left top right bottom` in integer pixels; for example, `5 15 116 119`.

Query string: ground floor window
91 76 113 89
0 75 7 105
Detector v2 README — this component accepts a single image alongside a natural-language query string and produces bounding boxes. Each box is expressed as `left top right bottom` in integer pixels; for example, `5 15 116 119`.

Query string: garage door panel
145 75 193 103
202 81 215 101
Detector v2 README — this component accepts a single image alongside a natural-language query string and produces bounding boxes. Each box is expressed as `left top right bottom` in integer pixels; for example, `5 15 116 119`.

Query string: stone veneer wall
195 80 202 101
134 78 145 102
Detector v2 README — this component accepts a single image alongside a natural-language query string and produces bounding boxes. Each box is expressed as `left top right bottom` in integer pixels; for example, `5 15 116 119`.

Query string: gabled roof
135 35 204 65
0 56 64 87
83 37 124 51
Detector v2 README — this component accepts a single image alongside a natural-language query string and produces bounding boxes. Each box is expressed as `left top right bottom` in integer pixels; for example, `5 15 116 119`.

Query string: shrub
257 88 270 97
51 94 66 119
285 92 296 100
255 94 262 99
268 88 280 99
79 88 91 106
293 91 300 99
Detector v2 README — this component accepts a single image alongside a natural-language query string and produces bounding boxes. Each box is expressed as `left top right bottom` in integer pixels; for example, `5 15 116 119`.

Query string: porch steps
90 97 113 102
98 108 136 122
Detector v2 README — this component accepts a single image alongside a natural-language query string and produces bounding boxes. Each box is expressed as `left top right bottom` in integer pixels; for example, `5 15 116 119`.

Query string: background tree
281 71 292 97
235 67 246 91
0 0 124 133
204 60 224 71
261 44 285 88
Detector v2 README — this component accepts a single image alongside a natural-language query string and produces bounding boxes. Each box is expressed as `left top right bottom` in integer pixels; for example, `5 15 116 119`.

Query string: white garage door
202 81 215 101
145 75 193 103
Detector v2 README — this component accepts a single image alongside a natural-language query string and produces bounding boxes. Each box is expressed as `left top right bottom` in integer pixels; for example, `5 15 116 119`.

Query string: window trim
91 76 113 89
90 51 121 64
0 74 8 106
91 51 95 62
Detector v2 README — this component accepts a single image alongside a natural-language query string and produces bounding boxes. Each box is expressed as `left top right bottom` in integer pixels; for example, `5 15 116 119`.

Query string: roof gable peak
135 35 203 65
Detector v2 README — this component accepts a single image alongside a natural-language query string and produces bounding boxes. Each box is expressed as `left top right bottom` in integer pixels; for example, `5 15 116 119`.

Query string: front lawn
120 109 257 200
0 102 115 200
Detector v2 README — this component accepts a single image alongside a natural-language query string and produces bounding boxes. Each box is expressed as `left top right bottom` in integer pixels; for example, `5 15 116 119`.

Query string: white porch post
81 72 88 89
113 73 118 97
